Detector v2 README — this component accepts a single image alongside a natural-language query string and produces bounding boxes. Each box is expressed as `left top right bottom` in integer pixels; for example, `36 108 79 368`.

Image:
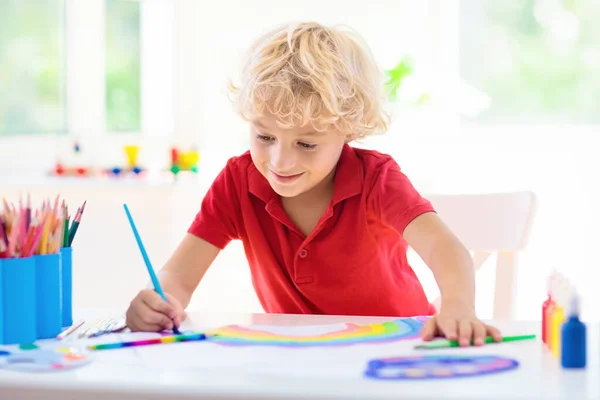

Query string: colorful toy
52 141 97 177
169 147 199 175
106 145 145 177
364 355 519 380
123 145 139 168
205 317 429 347
53 161 95 177
53 163 95 177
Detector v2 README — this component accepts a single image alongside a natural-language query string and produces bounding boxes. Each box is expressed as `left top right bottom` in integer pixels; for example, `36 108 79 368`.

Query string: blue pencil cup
2 257 37 345
35 253 62 339
60 247 73 327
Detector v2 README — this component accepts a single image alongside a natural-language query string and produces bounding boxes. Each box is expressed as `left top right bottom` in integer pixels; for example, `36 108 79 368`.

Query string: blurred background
1 0 599 321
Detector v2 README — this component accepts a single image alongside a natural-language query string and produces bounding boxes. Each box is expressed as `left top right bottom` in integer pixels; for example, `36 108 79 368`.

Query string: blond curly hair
229 22 390 140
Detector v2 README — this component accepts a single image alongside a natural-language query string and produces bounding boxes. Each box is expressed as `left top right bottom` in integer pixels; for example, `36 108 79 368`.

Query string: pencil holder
35 253 62 339
2 257 37 345
60 247 73 327
0 258 4 345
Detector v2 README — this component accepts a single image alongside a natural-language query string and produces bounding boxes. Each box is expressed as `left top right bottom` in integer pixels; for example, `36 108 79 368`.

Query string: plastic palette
364 355 519 380
0 345 92 372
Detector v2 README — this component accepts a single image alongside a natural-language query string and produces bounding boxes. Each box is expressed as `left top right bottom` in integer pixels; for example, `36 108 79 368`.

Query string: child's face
249 114 347 198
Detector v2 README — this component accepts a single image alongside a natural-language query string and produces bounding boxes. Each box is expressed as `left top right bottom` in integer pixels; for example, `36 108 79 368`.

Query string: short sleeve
369 159 435 235
187 159 241 249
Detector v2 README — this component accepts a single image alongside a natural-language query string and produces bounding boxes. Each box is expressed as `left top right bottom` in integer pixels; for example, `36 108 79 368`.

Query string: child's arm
126 233 220 332
158 233 221 309
369 157 502 345
403 212 502 345
404 212 475 310
127 157 241 332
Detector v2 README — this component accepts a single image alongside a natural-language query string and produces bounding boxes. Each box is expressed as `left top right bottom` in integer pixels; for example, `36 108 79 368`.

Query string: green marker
415 334 537 350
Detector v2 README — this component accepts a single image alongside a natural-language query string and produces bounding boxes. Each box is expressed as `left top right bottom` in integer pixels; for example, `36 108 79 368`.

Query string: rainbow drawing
205 317 430 347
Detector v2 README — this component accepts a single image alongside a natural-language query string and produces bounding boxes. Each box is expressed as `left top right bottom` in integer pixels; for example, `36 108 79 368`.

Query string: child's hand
126 289 185 332
420 300 502 346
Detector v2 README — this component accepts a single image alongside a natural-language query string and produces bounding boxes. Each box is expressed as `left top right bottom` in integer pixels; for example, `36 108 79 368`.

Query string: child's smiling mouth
269 170 305 184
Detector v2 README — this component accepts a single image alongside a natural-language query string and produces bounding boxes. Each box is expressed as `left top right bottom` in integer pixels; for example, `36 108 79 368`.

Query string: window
0 0 66 135
459 0 600 124
105 0 141 132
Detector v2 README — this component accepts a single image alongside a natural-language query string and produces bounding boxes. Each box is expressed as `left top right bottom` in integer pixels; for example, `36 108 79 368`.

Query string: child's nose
270 145 296 171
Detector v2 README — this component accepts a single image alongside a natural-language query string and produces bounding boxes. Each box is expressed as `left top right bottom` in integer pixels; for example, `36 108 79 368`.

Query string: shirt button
299 249 308 258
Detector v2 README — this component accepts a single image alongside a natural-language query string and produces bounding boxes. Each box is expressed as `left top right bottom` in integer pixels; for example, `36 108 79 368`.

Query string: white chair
424 191 537 320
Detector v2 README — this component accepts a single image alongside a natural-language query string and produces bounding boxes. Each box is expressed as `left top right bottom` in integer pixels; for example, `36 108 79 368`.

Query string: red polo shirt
189 144 436 317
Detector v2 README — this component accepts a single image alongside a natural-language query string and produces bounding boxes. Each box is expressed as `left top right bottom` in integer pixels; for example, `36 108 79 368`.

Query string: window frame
0 0 69 136
0 0 176 157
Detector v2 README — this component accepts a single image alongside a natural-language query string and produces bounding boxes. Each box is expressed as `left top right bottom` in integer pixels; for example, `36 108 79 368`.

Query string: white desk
0 311 598 400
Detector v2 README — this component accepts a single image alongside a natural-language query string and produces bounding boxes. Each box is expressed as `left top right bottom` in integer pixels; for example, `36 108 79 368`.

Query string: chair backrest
425 191 536 252
423 191 537 320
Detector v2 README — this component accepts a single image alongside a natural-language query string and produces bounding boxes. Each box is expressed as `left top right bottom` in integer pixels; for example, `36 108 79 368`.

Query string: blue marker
123 204 181 334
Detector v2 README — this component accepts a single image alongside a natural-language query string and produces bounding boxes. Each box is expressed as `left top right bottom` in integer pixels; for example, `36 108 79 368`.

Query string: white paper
128 323 421 380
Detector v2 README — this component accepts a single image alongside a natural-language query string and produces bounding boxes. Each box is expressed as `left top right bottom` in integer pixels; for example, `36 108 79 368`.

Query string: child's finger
138 308 174 330
472 322 487 345
420 317 438 341
173 314 182 328
457 320 472 346
485 324 503 341
142 290 176 318
165 293 181 308
127 308 170 332
441 320 458 341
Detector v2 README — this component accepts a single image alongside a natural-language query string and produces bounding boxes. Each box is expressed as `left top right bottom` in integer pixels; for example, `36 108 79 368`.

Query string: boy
126 22 502 346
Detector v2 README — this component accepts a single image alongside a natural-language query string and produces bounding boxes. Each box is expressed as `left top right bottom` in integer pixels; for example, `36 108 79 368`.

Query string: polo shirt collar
248 143 362 205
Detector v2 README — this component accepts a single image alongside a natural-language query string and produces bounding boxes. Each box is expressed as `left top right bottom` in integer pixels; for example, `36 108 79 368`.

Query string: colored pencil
87 332 208 351
123 204 181 334
0 223 6 254
0 195 84 258
414 334 537 349
26 193 31 230
67 200 85 247
62 213 70 247
0 219 8 246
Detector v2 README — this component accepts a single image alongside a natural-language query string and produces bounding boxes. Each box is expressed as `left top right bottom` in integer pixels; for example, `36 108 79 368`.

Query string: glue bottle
542 272 555 345
551 280 568 358
561 291 586 368
545 276 558 350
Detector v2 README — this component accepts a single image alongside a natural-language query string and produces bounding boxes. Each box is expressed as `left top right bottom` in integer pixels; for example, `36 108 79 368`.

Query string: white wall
0 175 264 315
1 0 599 321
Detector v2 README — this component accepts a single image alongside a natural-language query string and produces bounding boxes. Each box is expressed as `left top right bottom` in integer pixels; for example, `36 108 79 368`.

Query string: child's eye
298 142 317 150
256 134 273 142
